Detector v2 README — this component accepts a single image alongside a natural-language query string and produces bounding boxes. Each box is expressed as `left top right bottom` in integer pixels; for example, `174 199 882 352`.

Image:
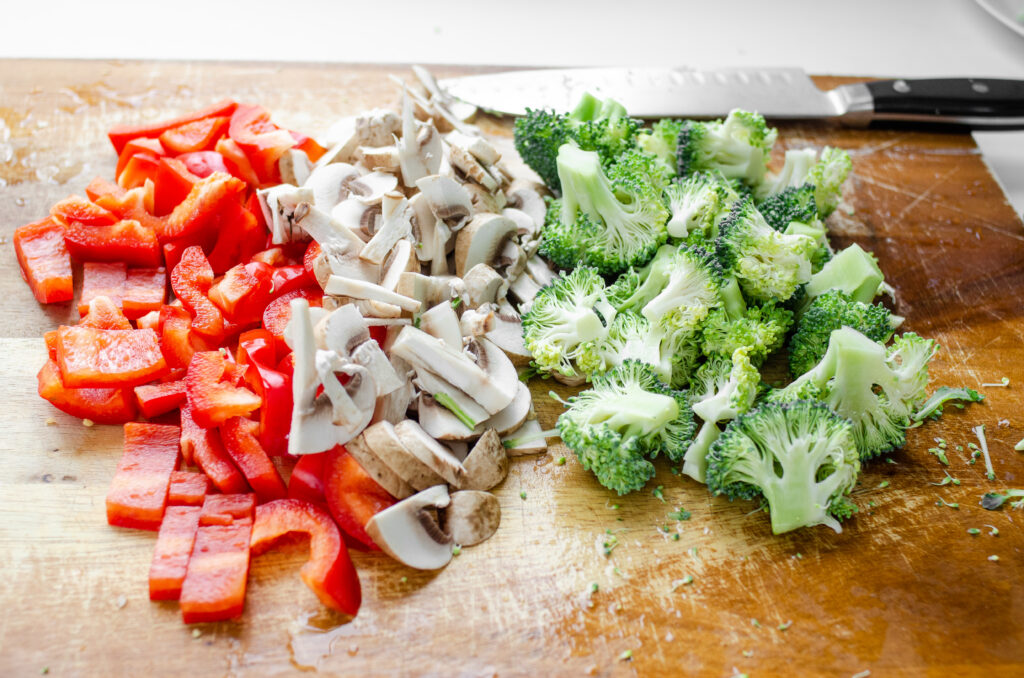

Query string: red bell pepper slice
179 517 253 624
242 353 292 457
162 172 246 243
250 247 287 267
215 137 261 187
303 240 321 278
153 157 201 216
168 470 210 506
136 310 160 331
56 325 168 388
271 265 316 298
116 137 165 178
85 176 125 202
79 262 166 319
200 493 256 526
37 359 137 424
220 417 288 503
64 218 162 268
158 305 210 369
250 499 361 616
206 201 266 275
289 131 327 164
262 287 323 359
159 116 230 154
93 184 164 238
185 351 261 427
180 404 248 493
106 422 181 531
13 217 73 304
80 295 133 330
108 99 238 155
288 453 327 505
228 104 295 184
209 263 261 319
49 195 118 227
170 246 224 338
148 504 201 601
134 380 186 418
117 153 162 191
236 329 276 367
177 150 232 179
324 446 396 550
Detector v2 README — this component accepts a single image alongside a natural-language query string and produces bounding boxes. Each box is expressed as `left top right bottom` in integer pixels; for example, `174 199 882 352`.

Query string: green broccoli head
539 145 668 276
700 301 794 365
638 118 684 179
808 147 852 217
557 360 696 494
706 400 861 534
757 185 818 232
691 347 761 424
715 198 817 302
573 116 642 168
788 289 896 377
664 171 738 241
514 109 572 192
782 218 833 274
757 148 819 198
521 266 615 379
587 309 703 389
677 109 778 186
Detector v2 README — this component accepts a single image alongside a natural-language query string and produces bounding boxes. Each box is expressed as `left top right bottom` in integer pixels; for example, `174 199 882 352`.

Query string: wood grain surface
1 61 1022 678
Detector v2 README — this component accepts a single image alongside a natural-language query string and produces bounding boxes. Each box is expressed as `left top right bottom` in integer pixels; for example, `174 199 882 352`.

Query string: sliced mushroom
454 213 516 277
287 306 331 351
345 429 415 500
463 263 507 309
318 109 402 166
416 394 476 441
303 162 363 213
355 145 401 173
430 219 453 276
493 239 526 280
412 65 478 123
508 271 542 310
501 207 537 239
477 381 531 436
314 352 376 432
459 304 495 337
372 356 415 426
409 193 438 263
447 140 498 192
446 130 500 166
463 182 506 214
394 420 467 488
398 90 443 188
365 485 452 570
358 421 444 491
259 185 315 245
295 203 365 255
525 255 556 288
482 309 530 366
441 491 500 547
506 183 547 233
359 197 412 265
420 301 463 351
416 175 474 228
466 336 519 408
411 370 490 429
317 304 370 356
395 273 465 312
350 171 398 206
501 418 550 456
313 241 379 287
462 430 508 491
330 198 378 242
324 275 421 312
279 148 312 186
444 441 468 462
380 239 415 292
350 339 403 396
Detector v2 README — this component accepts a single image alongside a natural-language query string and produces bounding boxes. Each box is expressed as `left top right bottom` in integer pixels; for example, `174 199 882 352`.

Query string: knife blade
438 68 1024 130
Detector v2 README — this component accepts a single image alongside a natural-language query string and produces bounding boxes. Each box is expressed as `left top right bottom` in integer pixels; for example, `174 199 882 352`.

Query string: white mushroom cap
415 175 474 228
454 213 516 278
441 490 501 547
461 429 509 491
357 421 444 491
303 162 363 213
365 485 453 570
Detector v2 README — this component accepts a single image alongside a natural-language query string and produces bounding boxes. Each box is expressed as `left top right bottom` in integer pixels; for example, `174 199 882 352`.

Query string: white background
3 0 1023 212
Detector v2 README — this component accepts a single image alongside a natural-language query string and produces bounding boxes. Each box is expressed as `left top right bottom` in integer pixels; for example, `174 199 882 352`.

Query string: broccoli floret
706 400 861 534
913 386 985 421
588 311 674 384
513 109 571 192
557 360 696 494
756 147 852 218
770 327 937 459
783 218 833 273
756 148 818 198
664 171 738 240
804 243 887 307
757 185 818 232
677 110 778 187
700 301 794 365
608 244 722 333
638 118 684 179
521 266 616 379
715 198 817 302
539 145 669 276
788 290 896 377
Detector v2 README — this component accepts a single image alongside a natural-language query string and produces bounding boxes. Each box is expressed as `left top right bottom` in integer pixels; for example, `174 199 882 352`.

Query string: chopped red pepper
106 422 181 531
220 417 288 503
206 202 266 275
148 504 201 601
55 325 168 388
115 137 165 178
159 116 229 155
200 493 256 526
93 185 165 241
117 153 162 191
170 246 224 339
153 157 201 216
289 132 327 164
323 447 396 550
262 287 323 359
136 310 160 331
134 380 186 418
250 499 361 616
85 176 125 202
288 453 328 505
250 247 288 267
177 150 232 179
303 240 321 278
13 217 73 304
242 354 292 457
162 172 246 243
180 404 248 493
64 218 162 268
167 470 211 506
108 99 238 155
159 305 206 369
179 517 253 624
185 351 262 427
215 136 261 187
49 195 118 227
37 359 137 424
80 295 133 330
236 328 276 367
228 104 296 185
79 262 166 319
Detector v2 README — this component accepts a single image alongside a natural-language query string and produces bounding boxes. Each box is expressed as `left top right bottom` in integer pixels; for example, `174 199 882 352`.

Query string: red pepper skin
207 202 266 275
37 359 137 424
262 287 323 360
215 137 261 187
56 325 168 388
117 153 163 191
228 105 296 185
159 116 229 154
208 263 264 321
115 137 165 179
177 151 232 179
271 265 317 299
200 493 256 526
134 380 186 418
78 262 166 319
64 218 162 268
108 99 238 155
220 417 288 503
162 172 247 244
288 453 328 505
289 132 327 164
93 185 164 237
251 499 361 616
167 471 211 506
80 296 133 330
153 157 201 216
106 422 181 531
245 358 292 457
49 195 118 227
170 246 224 339
158 305 208 370
236 329 276 367
148 505 201 600
323 447 396 550
13 217 74 304
180 404 248 494
185 351 262 428
369 325 387 350
179 517 252 624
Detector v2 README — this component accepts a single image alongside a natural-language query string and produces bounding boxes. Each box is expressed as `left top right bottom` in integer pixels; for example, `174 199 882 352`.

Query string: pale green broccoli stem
805 244 885 306
570 92 602 121
682 420 722 483
720 277 747 319
973 424 995 481
434 393 479 430
586 390 679 438
757 148 817 198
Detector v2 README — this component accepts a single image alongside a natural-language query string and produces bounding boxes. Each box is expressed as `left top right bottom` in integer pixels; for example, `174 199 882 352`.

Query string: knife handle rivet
971 82 990 94
893 80 911 94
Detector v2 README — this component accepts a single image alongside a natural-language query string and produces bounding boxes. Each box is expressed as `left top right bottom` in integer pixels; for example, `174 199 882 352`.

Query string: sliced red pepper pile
15 102 390 626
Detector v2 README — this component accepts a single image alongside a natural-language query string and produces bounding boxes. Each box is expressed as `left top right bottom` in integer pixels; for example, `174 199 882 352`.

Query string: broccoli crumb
986 525 1000 536
751 618 761 628
980 377 1009 387
667 508 691 521
452 545 462 556
618 649 633 662
967 528 981 536
652 485 666 502
556 456 567 465
519 490 527 501
778 620 792 631
989 555 1000 562
936 498 959 509
877 480 890 489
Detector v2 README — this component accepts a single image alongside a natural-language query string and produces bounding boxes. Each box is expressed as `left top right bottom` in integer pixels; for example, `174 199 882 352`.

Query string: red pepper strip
13 217 73 304
228 104 295 185
262 287 323 360
56 325 168 388
303 240 321 278
236 329 276 367
220 417 288 503
64 218 162 268
159 305 205 370
167 470 210 506
108 99 238 155
289 131 327 164
180 404 248 493
78 262 125 315
209 262 275 325
136 310 160 331
251 499 361 616
37 359 136 424
93 185 165 241
324 447 396 550
117 153 162 191
159 116 230 155
179 517 252 624
185 351 261 427
170 246 224 339
148 505 201 601
162 172 247 243
78 263 166 319
207 202 266 275
243 356 292 457
80 296 133 330
250 247 287 267
153 157 201 216
115 137 165 177
106 422 181 531
288 453 328 505
270 265 316 299
85 176 125 202
215 137 261 187
49 195 118 227
200 493 256 526
246 192 269 234
177 150 232 179
134 380 186 418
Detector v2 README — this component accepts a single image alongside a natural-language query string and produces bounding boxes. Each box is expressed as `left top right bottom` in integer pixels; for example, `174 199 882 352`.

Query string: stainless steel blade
439 67 851 119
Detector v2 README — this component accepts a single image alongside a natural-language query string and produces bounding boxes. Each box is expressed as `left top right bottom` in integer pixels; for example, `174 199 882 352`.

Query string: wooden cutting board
1 60 1022 678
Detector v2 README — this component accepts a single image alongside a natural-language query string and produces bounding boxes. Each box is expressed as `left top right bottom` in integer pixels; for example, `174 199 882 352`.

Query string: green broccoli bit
638 118 684 179
557 360 696 495
804 243 885 306
588 310 699 386
788 289 895 377
701 301 793 365
706 400 861 534
912 386 985 420
664 171 739 241
757 185 818 231
808 147 853 217
676 109 778 187
513 109 571 192
783 218 833 273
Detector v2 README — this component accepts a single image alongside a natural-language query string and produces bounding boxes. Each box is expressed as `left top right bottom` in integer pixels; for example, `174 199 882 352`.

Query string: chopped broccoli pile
514 94 965 534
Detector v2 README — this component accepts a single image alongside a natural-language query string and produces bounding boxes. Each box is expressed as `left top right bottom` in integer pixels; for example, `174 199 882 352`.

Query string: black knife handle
865 78 1024 130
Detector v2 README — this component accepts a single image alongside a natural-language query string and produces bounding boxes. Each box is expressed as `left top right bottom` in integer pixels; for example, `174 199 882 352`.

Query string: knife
438 68 1024 130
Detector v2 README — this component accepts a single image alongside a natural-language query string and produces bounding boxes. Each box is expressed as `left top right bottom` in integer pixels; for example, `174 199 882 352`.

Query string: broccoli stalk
788 289 895 377
803 243 887 306
706 400 861 534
